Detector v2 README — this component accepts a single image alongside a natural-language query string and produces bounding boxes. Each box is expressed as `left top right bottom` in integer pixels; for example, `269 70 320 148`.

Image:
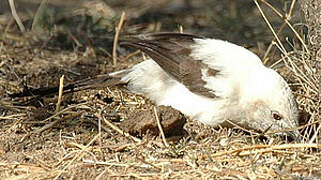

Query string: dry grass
253 0 320 144
0 0 320 179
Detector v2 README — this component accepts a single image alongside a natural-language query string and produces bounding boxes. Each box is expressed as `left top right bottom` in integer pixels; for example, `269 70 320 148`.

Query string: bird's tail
9 70 130 98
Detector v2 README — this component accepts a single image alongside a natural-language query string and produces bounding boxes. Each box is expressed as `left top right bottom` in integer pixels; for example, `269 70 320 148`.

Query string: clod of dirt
120 105 186 137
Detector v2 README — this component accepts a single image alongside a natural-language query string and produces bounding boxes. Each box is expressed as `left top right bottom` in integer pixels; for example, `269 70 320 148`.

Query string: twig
153 106 169 147
83 159 154 169
33 111 83 134
120 50 140 62
308 122 321 144
211 143 321 157
178 25 184 33
95 110 141 143
136 156 162 171
260 0 309 54
263 22 287 64
68 30 82 47
226 119 260 136
95 169 107 180
38 103 87 123
254 0 287 55
98 110 102 147
54 133 101 180
56 75 64 113
0 113 26 120
32 0 48 31
113 11 126 65
8 0 26 32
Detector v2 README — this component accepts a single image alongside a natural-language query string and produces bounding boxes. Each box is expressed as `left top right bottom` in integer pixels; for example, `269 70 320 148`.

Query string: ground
0 0 320 179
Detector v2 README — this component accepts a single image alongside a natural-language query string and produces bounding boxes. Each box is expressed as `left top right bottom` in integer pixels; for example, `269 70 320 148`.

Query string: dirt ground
0 0 320 179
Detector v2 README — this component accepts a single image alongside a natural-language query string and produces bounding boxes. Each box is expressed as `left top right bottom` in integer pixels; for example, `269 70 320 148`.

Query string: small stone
120 105 186 137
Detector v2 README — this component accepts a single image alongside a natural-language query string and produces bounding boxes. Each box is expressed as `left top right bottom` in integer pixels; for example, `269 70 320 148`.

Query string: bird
114 32 299 137
11 32 299 137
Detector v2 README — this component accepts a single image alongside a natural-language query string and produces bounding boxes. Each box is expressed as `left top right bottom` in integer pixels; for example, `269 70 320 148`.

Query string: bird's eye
272 111 282 121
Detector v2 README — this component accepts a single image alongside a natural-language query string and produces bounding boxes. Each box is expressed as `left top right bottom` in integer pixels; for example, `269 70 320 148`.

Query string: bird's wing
122 32 264 99
121 32 220 98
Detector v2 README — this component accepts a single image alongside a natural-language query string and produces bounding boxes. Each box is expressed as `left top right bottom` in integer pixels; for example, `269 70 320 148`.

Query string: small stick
54 133 101 180
120 50 140 62
113 11 126 65
98 111 102 147
56 75 64 113
260 0 309 54
136 156 162 171
0 113 26 120
254 0 287 55
263 23 286 64
178 25 184 33
8 0 26 32
210 143 321 157
153 106 169 147
33 111 83 134
95 111 141 143
40 103 87 123
309 122 321 144
226 119 260 135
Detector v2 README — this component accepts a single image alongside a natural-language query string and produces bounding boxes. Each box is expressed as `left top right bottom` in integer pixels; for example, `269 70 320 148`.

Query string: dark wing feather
121 32 219 98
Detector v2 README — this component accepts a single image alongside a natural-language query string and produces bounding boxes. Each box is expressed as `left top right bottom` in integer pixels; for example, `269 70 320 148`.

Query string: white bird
14 32 298 137
114 32 299 136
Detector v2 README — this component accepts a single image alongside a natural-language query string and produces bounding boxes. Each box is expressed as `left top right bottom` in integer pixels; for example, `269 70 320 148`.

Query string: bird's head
240 68 299 137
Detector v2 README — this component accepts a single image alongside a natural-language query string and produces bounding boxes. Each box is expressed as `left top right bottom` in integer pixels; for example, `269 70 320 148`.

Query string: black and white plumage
13 32 298 136
113 33 299 135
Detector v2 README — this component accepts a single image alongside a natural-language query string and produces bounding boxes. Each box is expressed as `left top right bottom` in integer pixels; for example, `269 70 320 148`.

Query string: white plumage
116 33 299 136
